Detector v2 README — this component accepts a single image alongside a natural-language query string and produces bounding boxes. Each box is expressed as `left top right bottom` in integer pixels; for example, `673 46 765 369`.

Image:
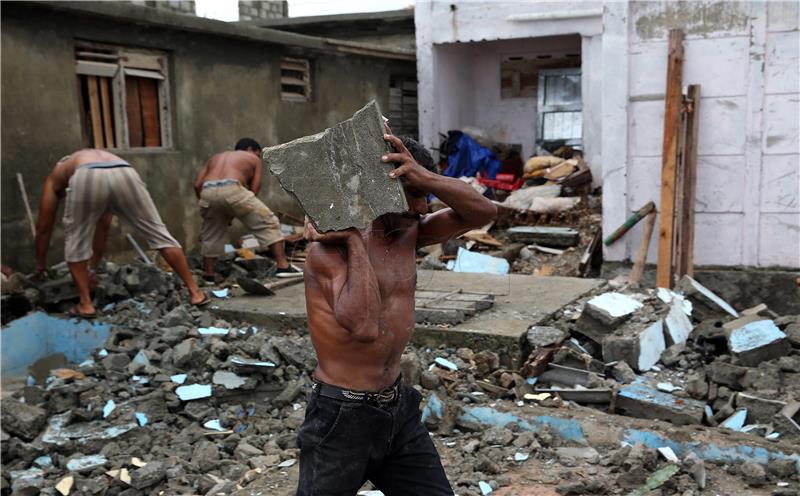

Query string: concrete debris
2 261 798 495
726 319 790 366
265 100 407 231
507 226 580 247
584 292 644 327
678 275 738 319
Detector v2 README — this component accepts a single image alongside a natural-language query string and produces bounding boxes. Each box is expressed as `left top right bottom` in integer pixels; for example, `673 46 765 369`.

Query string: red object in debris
476 173 524 191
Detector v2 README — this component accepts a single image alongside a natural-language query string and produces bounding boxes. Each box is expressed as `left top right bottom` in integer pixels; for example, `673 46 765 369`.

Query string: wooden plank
655 29 685 289
99 77 115 148
86 75 105 148
682 85 701 277
629 211 657 285
138 78 161 147
673 95 689 277
77 75 90 147
125 76 143 147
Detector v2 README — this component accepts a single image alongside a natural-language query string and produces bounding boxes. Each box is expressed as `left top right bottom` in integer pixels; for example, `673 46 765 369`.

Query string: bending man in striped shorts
35 149 209 318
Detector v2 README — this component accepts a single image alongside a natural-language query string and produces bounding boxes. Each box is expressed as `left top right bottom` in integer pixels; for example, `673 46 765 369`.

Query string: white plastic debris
175 384 212 401
433 357 458 371
170 374 187 384
657 446 679 463
514 452 529 462
203 419 226 432
212 371 246 390
656 382 681 393
211 288 229 298
447 247 510 274
721 409 747 431
277 459 296 468
479 480 493 495
198 326 229 336
102 400 116 419
134 412 148 427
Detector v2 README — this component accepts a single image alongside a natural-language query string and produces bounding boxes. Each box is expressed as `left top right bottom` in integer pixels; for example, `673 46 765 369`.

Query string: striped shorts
63 163 179 262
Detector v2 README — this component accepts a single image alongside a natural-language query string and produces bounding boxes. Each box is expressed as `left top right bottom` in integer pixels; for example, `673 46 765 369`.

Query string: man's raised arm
304 223 381 342
381 135 497 247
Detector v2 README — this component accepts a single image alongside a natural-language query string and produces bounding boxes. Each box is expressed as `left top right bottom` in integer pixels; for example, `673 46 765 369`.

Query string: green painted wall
1 2 415 270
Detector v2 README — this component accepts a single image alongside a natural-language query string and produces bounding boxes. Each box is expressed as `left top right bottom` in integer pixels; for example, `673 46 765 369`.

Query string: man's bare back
197 151 260 189
302 135 497 392
48 149 127 196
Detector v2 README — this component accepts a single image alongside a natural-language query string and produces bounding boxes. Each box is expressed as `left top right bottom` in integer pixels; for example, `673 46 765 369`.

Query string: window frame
75 41 173 150
280 57 311 103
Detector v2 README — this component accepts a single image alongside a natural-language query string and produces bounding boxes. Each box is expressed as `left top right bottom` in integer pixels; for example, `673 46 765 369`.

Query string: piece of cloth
296 378 453 496
199 182 282 257
444 131 501 180
63 166 179 263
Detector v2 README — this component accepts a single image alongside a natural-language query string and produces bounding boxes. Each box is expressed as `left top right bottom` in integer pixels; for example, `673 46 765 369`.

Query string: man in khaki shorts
194 138 300 281
35 149 210 318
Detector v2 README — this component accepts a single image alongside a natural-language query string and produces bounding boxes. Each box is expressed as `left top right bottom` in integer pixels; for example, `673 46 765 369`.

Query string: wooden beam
125 76 143 147
629 211 657 285
677 84 700 277
99 77 115 148
87 76 105 148
673 95 689 278
656 29 685 289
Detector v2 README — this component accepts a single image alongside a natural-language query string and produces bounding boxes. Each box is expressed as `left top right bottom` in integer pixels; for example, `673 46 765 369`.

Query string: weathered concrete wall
416 0 800 268
0 2 415 270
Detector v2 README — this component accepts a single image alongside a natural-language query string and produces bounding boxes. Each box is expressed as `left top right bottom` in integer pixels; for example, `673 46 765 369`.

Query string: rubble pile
2 291 319 495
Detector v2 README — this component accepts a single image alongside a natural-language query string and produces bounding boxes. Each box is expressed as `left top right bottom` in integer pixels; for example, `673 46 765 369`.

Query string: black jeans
296 381 453 496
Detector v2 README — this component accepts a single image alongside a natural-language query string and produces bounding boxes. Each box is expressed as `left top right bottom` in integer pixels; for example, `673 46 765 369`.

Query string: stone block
1 400 47 441
584 292 643 328
265 101 407 231
38 276 80 305
506 226 579 247
602 320 665 372
616 378 706 425
664 296 693 346
707 360 747 389
735 392 786 424
726 319 790 367
526 326 568 349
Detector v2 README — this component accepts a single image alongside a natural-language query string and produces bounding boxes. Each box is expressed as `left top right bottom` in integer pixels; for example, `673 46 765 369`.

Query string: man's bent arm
193 162 209 199
306 228 381 342
35 176 60 270
417 175 497 247
250 156 263 195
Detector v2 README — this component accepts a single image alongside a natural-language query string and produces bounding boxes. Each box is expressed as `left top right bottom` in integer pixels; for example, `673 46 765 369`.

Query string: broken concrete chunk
506 226 579 247
735 392 787 424
55 475 74 496
130 461 165 489
720 408 747 431
526 326 568 349
9 467 45 494
1 400 47 441
66 454 108 473
664 296 693 346
585 292 643 328
726 319 790 367
678 275 738 318
102 353 131 372
212 371 246 390
602 320 665 372
265 100 407 232
617 378 706 425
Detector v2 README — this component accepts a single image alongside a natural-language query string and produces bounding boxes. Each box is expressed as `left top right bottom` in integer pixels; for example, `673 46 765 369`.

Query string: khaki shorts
63 165 180 262
199 182 283 257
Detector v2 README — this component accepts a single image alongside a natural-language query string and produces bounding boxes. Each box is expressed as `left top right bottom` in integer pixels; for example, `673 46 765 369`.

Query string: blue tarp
444 132 501 179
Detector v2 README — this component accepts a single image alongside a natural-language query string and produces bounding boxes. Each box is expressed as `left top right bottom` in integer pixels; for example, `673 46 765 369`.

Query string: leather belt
311 377 401 409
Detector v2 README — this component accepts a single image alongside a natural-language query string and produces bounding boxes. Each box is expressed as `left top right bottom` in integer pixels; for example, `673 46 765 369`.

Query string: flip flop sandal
192 293 212 307
68 306 97 319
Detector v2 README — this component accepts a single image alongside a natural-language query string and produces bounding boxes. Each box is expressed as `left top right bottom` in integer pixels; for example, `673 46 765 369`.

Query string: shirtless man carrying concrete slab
297 135 497 495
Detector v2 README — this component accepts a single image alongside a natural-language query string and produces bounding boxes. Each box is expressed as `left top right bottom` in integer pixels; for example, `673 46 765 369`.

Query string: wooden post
87 75 105 148
629 212 657 285
656 29 685 288
677 85 700 277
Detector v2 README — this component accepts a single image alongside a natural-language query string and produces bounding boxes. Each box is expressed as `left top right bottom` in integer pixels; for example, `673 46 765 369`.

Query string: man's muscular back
48 149 126 196
200 151 259 187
